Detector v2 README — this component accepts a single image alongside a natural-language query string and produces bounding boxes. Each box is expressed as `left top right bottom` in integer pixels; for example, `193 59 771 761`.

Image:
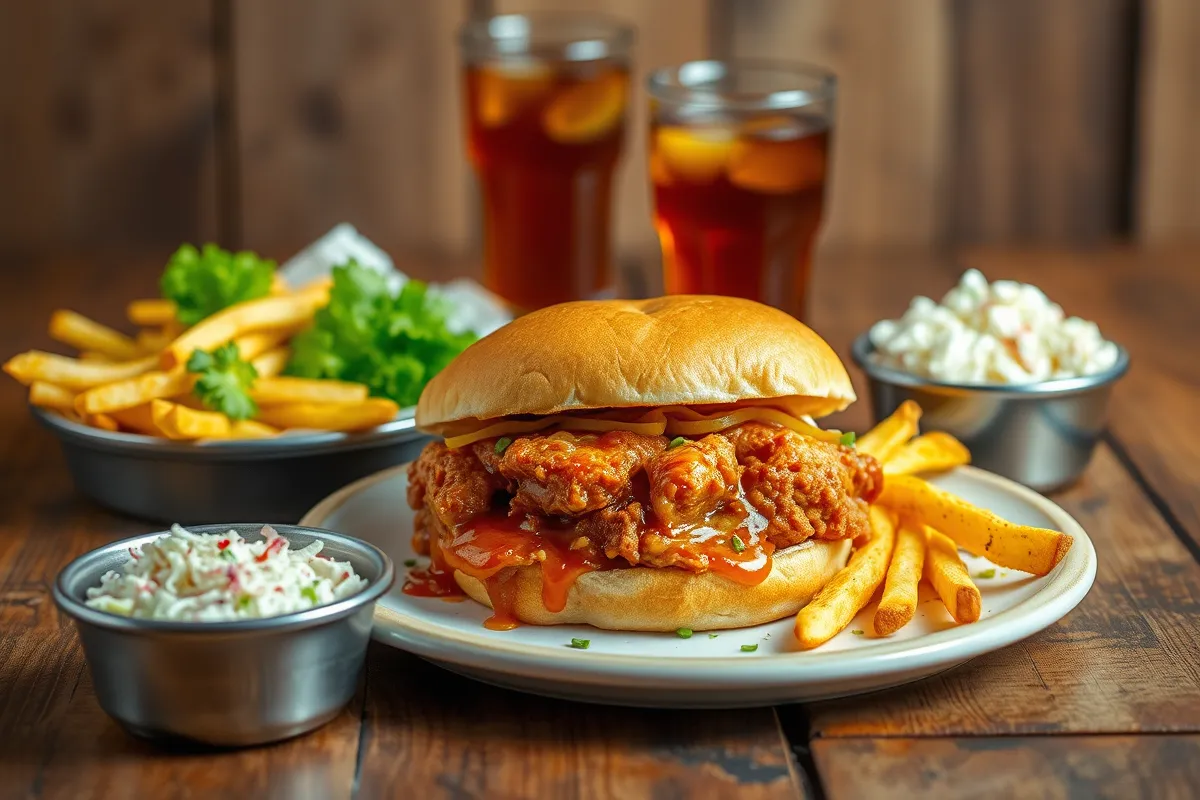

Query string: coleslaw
86 524 368 621
868 269 1120 384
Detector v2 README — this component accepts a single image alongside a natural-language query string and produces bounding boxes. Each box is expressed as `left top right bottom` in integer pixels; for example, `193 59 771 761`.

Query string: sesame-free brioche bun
417 295 855 435
452 538 851 631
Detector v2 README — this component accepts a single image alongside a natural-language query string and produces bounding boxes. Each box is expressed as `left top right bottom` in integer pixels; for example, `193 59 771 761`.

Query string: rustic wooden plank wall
0 0 219 258
0 0 1196 265
1137 0 1200 242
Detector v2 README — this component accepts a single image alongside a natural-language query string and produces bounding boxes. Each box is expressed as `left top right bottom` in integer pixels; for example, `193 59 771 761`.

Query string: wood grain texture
952 0 1137 244
813 736 1200 800
722 0 952 253
357 644 806 800
231 0 473 259
1137 0 1200 242
494 0 711 295
0 1 219 258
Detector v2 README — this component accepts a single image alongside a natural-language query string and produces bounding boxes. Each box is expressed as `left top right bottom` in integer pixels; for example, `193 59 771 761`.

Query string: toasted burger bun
452 538 852 632
417 295 855 435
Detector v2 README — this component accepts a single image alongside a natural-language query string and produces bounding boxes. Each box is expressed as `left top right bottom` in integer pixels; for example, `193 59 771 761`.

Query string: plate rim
301 464 1097 684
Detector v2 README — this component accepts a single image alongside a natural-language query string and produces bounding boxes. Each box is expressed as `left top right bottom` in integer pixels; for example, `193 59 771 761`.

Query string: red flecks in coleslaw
85 524 368 621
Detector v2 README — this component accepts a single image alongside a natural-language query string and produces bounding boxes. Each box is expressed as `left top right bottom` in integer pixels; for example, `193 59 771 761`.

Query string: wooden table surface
2 248 1198 799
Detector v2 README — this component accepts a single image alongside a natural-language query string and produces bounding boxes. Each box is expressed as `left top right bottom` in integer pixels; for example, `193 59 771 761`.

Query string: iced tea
647 62 835 320
461 15 632 312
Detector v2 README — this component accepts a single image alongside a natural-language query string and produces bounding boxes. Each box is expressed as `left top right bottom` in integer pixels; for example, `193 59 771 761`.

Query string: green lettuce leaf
161 244 275 326
287 261 476 407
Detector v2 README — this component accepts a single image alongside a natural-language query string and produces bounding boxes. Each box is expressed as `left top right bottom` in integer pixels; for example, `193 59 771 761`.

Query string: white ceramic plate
302 465 1097 708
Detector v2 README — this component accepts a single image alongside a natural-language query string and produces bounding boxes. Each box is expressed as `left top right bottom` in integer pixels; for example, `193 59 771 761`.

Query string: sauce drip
402 538 466 600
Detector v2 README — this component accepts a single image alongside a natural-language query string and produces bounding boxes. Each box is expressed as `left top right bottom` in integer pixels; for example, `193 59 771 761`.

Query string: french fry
879 475 1072 575
857 400 922 462
150 399 185 439
873 518 926 635
251 347 290 378
127 299 177 327
135 327 174 355
249 376 369 406
161 283 329 369
884 431 971 476
794 506 896 649
3 351 156 390
79 351 115 363
212 419 280 440
150 399 234 440
76 368 194 415
270 274 290 294
88 413 119 432
29 381 78 411
109 403 158 435
254 398 399 432
924 526 982 623
49 310 142 361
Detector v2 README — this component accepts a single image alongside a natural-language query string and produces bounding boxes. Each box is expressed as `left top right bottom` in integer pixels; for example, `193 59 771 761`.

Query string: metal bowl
34 407 431 523
53 523 394 747
851 333 1130 491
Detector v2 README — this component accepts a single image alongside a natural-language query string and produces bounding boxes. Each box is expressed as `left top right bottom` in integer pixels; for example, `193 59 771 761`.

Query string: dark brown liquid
465 59 628 312
651 116 829 320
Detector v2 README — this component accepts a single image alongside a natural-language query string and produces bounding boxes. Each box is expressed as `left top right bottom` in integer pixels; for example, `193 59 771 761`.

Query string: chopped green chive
301 586 318 603
975 568 996 580
708 633 719 639
851 629 864 636
494 437 513 455
839 431 857 447
730 534 746 554
676 627 693 639
403 558 417 567
219 548 236 562
740 644 758 653
237 595 252 609
568 638 590 649
667 436 687 449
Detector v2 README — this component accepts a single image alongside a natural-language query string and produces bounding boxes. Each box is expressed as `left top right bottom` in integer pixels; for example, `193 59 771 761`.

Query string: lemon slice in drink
654 126 736 183
728 115 827 194
542 70 627 143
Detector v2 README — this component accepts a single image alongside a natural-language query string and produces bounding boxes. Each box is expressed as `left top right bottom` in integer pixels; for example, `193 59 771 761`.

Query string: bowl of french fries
4 245 479 522
793 400 1074 647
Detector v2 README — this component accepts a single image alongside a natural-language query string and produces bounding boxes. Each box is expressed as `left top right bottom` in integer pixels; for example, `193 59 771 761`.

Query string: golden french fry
161 283 329 370
794 506 896 649
924 526 982 623
857 400 922 462
4 351 156 390
884 431 971 475
249 376 369 406
251 347 290 378
873 518 926 636
79 351 115 363
88 413 120 432
255 398 399 432
29 381 79 411
49 310 142 361
76 368 193 415
879 475 1071 575
150 399 233 440
109 403 159 435
212 419 280 440
270 274 290 295
127 299 178 327
136 327 173 354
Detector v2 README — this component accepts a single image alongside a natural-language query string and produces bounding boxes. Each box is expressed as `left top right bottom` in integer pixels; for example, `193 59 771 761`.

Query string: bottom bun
453 538 852 631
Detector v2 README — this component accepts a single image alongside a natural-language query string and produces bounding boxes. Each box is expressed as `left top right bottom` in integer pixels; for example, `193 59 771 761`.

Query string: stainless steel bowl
53 523 394 747
34 407 431 523
851 333 1130 491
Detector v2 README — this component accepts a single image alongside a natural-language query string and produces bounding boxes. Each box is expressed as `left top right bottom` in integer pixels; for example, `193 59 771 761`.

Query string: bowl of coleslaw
53 523 394 746
852 269 1129 491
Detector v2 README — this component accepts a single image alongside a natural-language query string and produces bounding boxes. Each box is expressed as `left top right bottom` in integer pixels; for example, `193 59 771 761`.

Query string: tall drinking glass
647 61 835 320
460 14 634 312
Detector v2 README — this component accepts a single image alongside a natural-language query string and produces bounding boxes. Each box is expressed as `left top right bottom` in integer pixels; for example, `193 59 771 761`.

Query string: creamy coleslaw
86 524 368 621
868 269 1120 384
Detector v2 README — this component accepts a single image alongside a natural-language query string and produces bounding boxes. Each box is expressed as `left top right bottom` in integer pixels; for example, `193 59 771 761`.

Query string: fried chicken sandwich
405 295 882 631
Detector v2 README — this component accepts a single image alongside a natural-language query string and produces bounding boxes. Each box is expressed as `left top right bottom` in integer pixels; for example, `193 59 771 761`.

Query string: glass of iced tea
647 61 835 320
460 13 634 312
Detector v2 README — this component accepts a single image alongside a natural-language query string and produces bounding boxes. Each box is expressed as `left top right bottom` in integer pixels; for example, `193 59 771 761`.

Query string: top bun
416 295 855 434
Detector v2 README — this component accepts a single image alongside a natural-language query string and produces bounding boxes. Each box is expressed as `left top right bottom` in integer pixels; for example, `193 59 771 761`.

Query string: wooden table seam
1103 431 1200 565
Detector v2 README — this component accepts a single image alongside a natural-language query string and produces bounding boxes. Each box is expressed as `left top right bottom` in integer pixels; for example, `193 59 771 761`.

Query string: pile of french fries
794 400 1074 649
3 278 400 441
